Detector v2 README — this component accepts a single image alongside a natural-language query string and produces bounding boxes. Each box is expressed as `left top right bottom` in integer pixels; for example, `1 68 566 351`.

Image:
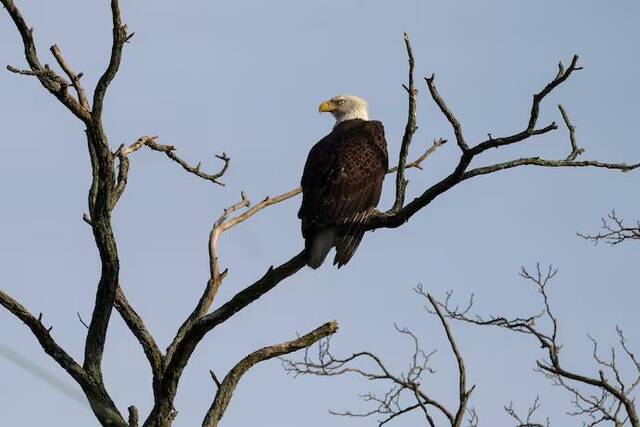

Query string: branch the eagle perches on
0 1 637 426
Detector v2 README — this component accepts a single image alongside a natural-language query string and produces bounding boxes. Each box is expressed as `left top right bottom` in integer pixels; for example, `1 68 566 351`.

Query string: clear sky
1 1 639 426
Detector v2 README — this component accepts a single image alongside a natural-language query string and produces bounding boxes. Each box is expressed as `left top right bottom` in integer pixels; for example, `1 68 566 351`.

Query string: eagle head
318 95 369 124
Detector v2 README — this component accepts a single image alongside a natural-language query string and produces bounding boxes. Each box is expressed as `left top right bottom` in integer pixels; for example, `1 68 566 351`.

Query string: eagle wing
299 120 388 267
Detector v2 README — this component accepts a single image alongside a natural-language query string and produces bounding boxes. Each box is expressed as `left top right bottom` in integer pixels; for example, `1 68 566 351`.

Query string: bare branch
77 312 90 330
0 288 127 426
209 370 222 389
50 44 90 110
362 57 637 233
427 293 474 426
504 397 549 427
92 0 129 121
122 135 158 156
283 293 479 426
470 56 582 156
1 0 130 410
165 193 250 361
579 210 640 245
165 188 300 363
438 265 639 427
392 32 419 211
202 321 339 427
284 339 453 425
425 74 468 152
558 104 584 161
114 287 164 386
461 156 639 182
387 138 447 173
110 136 158 209
461 102 638 182
1 0 90 122
146 140 230 186
146 250 307 422
77 0 131 388
0 290 88 386
466 408 479 427
111 145 130 209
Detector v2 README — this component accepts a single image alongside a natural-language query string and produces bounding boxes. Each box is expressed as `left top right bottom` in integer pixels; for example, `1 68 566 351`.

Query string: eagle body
299 118 388 268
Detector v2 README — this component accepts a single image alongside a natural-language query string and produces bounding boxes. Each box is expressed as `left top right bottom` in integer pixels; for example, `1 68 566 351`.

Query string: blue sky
1 1 639 425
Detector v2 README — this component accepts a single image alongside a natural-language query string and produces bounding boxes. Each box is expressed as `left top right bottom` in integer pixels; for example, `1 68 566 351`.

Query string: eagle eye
337 99 345 105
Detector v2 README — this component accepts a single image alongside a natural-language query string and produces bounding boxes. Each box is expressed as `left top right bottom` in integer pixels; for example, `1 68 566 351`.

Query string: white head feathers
318 95 369 125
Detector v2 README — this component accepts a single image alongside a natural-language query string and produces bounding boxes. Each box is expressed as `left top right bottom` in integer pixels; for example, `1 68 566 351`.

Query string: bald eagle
299 95 388 269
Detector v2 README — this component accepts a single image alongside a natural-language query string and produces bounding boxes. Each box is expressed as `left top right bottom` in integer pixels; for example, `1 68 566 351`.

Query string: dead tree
0 1 637 426
287 266 638 426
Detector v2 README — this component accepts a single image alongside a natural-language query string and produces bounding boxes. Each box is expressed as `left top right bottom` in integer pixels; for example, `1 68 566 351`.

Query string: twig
425 74 468 152
558 104 584 161
209 370 222 389
578 210 640 245
50 44 90 110
77 312 90 330
1 0 90 121
387 138 447 173
146 140 230 186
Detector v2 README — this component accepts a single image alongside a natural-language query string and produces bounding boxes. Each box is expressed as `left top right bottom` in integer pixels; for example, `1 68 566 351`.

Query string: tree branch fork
0 2 638 426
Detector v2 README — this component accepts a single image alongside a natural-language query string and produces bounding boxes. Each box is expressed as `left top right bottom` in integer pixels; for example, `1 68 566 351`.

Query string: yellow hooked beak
318 100 335 113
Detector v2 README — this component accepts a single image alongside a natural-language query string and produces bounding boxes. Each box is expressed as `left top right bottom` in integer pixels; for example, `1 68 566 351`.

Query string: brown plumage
299 117 388 268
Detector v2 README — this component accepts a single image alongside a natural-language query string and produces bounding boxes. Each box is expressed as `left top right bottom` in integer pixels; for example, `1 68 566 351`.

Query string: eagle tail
306 227 335 269
333 231 365 268
333 209 372 268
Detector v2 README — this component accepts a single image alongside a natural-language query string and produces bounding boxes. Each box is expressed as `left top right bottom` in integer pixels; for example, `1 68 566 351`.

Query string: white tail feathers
307 227 336 269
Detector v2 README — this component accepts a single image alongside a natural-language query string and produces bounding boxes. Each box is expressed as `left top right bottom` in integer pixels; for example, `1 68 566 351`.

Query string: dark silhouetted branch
387 138 447 173
425 291 474 426
0 290 89 387
92 0 129 122
425 74 468 153
202 321 338 427
114 287 164 387
1 0 90 121
146 140 230 186
438 264 639 427
0 288 127 426
392 32 419 211
504 397 549 427
50 44 90 111
579 210 640 245
283 292 473 426
358 55 637 234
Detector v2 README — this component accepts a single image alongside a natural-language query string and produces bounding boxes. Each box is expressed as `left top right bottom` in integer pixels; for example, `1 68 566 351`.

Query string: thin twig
146 140 230 186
